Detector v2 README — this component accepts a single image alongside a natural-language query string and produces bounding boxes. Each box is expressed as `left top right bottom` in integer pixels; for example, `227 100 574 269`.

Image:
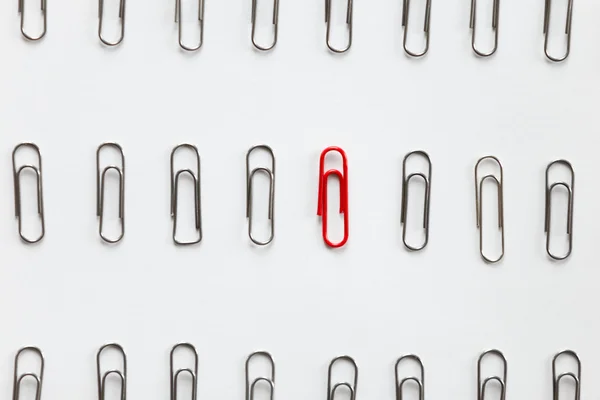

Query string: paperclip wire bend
552 350 581 400
170 343 198 400
545 160 574 260
175 0 204 51
318 147 349 248
251 0 279 50
99 0 126 46
12 143 45 244
395 355 424 400
402 0 431 57
246 145 275 245
13 347 44 400
97 143 125 243
327 356 358 400
474 156 504 263
325 0 352 53
401 151 432 251
171 144 202 245
477 350 507 400
245 351 275 400
18 0 47 40
469 0 499 56
543 0 573 62
97 343 127 400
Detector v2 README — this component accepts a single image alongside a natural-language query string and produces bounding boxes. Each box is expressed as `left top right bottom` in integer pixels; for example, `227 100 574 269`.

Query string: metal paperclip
401 151 431 251
325 0 352 53
13 347 44 400
543 0 573 62
552 350 580 400
477 350 507 400
97 344 127 400
474 156 504 263
175 0 204 51
395 355 424 400
170 343 198 400
99 0 126 46
251 0 279 50
246 145 275 246
171 144 202 245
317 147 348 248
327 356 358 400
18 0 47 40
97 143 125 243
12 143 45 244
245 352 275 400
402 0 431 57
469 0 500 56
545 160 574 260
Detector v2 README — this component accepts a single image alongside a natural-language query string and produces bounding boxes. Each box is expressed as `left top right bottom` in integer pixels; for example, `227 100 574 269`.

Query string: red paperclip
317 146 348 248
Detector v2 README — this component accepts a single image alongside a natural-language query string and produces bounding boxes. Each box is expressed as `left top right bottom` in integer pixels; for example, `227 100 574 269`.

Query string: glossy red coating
317 146 348 248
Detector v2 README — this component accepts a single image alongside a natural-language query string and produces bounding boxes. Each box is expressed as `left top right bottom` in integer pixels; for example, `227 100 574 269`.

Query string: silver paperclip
18 0 46 40
470 0 500 56
474 156 504 263
402 0 431 57
477 350 507 400
175 0 204 50
13 347 44 400
12 143 45 244
395 355 424 400
97 143 125 244
251 0 279 50
170 343 198 400
545 160 574 260
245 352 275 400
401 151 431 251
99 0 126 46
543 0 573 62
97 344 127 400
327 356 358 400
246 145 275 246
171 144 202 245
552 350 580 400
325 0 352 53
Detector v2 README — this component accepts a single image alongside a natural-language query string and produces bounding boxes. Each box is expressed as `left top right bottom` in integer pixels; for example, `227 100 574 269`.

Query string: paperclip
545 160 574 260
543 0 573 62
99 0 126 46
97 143 125 244
13 347 44 400
251 0 279 50
477 350 507 400
317 147 348 248
395 355 424 400
246 145 275 246
474 156 504 263
171 144 202 245
402 0 431 57
175 0 204 51
245 352 275 400
12 143 45 244
469 0 500 56
401 151 432 251
552 350 580 400
327 356 358 400
18 0 47 40
170 343 198 400
325 0 352 53
97 343 127 400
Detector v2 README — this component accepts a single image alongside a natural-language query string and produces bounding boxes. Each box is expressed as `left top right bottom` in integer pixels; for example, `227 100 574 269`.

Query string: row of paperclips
16 0 574 61
11 143 574 262
11 345 582 400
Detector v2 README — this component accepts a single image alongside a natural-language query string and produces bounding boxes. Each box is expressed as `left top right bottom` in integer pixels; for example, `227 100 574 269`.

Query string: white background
0 0 598 398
